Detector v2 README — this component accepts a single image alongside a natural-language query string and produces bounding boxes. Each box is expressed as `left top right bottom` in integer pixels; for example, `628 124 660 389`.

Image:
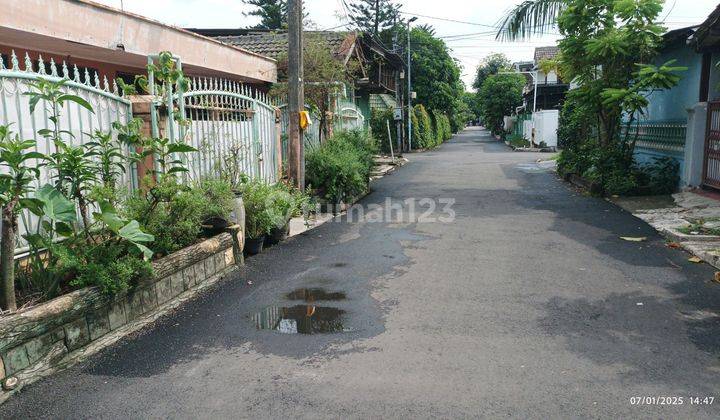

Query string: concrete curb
0 232 241 404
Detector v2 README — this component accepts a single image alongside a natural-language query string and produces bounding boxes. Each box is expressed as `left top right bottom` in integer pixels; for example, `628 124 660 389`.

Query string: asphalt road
3 127 720 418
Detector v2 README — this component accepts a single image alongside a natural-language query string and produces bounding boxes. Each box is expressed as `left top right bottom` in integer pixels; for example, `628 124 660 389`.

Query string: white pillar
682 102 708 188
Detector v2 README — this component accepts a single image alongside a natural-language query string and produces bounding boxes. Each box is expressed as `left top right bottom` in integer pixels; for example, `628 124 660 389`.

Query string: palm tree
495 0 566 41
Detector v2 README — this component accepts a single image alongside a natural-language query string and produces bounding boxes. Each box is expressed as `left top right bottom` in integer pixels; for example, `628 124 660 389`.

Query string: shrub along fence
0 51 135 253
625 119 687 185
0 51 281 256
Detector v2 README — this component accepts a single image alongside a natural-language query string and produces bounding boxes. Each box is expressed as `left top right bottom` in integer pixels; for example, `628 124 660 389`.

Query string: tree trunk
1 206 18 312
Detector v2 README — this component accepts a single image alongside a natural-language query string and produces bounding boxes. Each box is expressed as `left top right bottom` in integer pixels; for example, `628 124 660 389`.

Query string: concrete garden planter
0 228 243 402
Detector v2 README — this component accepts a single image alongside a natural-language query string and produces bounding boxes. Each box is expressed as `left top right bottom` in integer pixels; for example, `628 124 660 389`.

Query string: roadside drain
285 288 346 302
252 305 345 334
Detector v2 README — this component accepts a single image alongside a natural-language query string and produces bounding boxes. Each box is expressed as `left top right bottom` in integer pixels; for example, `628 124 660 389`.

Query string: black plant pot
244 236 265 255
265 223 290 246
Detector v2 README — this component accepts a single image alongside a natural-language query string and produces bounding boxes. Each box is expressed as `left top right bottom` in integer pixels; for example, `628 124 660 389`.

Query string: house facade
0 0 276 86
190 28 406 138
637 5 720 190
515 46 569 112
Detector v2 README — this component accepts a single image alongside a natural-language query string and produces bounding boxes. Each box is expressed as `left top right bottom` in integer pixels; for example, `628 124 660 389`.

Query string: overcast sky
98 0 719 90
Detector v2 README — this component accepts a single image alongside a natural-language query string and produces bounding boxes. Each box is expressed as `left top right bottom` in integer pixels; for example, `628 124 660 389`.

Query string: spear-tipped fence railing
0 50 134 252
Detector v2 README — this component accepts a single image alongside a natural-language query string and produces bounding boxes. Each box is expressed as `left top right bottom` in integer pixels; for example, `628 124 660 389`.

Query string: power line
400 11 561 36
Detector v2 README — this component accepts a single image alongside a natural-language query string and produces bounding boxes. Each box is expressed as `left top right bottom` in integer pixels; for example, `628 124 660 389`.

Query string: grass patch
506 134 530 148
677 218 720 236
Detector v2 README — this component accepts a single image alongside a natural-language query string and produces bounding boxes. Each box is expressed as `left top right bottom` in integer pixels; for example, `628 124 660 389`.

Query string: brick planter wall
0 230 242 400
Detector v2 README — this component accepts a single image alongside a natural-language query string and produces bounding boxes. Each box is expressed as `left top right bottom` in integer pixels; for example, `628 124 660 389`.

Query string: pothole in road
285 287 346 302
252 305 346 334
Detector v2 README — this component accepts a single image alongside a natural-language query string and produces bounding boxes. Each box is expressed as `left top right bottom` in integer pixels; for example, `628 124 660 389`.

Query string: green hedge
305 129 377 204
370 108 397 154
414 104 439 149
432 109 452 142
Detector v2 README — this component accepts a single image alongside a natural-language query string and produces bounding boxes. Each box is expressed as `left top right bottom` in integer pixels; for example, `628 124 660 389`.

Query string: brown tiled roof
534 46 560 62
215 31 354 60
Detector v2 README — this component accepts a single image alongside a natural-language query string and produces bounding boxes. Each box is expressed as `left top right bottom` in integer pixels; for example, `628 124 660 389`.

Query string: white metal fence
334 100 365 132
0 51 133 252
176 78 280 184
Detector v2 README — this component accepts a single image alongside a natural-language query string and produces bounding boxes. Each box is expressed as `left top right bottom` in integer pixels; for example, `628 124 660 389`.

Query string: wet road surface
3 127 720 418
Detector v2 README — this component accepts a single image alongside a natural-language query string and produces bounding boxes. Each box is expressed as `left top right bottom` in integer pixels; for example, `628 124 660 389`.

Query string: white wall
523 110 559 147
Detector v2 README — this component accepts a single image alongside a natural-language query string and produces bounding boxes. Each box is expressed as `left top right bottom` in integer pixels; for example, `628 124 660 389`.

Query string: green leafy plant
0 125 46 311
478 72 526 135
87 129 127 188
123 177 234 255
370 108 397 154
305 130 375 204
413 104 436 149
506 133 530 148
240 180 275 239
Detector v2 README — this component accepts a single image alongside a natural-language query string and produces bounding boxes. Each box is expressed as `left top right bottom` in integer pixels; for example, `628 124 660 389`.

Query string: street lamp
407 16 417 151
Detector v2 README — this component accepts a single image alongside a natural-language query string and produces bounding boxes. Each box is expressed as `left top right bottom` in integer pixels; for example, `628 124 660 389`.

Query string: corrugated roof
215 31 353 60
534 46 560 62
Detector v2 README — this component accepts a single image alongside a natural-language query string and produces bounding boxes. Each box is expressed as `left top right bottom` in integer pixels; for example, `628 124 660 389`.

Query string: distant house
188 29 405 123
515 46 569 112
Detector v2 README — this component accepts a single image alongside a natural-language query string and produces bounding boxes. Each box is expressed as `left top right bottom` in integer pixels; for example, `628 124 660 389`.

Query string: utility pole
288 0 304 189
392 26 403 153
406 17 417 151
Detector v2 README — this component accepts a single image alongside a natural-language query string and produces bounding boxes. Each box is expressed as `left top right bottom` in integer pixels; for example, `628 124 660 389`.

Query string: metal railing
175 77 280 184
513 113 532 137
0 50 134 252
622 119 687 153
334 100 366 132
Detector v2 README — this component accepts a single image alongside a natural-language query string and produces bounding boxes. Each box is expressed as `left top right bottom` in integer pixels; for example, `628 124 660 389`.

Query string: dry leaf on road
620 236 646 242
688 256 703 263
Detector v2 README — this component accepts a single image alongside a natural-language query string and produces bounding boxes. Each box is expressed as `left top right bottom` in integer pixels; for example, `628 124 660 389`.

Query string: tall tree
402 27 465 131
347 0 403 36
243 0 287 30
473 53 512 91
478 73 526 134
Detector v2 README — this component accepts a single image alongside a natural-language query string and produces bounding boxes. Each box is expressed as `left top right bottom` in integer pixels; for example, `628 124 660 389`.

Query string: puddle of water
252 305 345 334
286 288 346 302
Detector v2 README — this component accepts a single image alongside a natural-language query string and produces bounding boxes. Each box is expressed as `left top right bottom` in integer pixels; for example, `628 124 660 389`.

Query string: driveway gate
703 100 720 189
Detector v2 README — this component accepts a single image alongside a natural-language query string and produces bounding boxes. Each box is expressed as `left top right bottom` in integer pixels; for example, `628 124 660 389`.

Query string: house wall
708 52 720 101
634 39 703 187
0 0 276 83
643 41 703 121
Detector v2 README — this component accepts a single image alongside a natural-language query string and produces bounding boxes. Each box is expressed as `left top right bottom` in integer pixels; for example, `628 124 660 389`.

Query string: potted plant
241 180 273 255
265 185 295 246
197 178 236 236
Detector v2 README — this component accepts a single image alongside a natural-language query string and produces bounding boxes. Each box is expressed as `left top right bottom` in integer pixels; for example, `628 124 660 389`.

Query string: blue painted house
633 27 701 179
635 6 720 190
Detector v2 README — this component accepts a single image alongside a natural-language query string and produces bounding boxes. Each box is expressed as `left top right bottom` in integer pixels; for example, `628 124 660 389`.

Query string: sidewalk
288 155 408 236
611 190 720 269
